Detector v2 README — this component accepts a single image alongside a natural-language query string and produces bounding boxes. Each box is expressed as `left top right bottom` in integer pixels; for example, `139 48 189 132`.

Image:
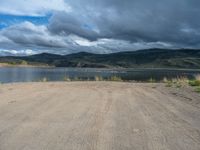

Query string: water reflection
0 67 200 83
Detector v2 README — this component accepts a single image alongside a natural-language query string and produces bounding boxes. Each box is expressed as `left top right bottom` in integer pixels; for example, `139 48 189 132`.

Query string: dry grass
110 76 123 82
163 76 189 88
95 76 104 81
63 76 71 81
163 75 200 93
195 86 200 93
38 77 48 82
195 74 200 81
148 77 156 83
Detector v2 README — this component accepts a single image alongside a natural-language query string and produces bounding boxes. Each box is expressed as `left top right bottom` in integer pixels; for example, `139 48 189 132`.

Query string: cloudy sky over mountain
0 0 200 55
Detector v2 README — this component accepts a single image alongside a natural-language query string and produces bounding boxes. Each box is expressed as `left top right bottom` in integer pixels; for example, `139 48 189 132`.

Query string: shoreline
0 64 200 71
0 63 54 68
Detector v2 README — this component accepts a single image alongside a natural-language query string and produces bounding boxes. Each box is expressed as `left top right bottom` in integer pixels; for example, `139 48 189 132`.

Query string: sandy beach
0 82 200 150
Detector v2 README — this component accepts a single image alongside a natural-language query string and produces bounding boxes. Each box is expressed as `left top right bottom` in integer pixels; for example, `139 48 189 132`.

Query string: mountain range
0 49 200 69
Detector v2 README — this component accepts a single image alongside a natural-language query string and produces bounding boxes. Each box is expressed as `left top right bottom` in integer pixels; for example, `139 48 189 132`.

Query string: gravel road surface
0 82 200 150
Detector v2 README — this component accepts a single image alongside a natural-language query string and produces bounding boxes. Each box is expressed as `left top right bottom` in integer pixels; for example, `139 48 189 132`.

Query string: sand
0 82 200 150
0 63 10 67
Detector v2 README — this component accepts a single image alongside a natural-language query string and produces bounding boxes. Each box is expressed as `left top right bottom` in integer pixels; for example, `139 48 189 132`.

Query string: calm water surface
0 67 200 83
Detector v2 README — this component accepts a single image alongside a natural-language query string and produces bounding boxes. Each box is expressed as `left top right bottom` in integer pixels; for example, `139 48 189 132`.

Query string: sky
0 0 200 56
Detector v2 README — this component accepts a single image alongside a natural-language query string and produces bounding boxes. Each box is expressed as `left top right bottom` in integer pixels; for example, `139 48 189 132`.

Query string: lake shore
0 82 200 150
0 63 53 68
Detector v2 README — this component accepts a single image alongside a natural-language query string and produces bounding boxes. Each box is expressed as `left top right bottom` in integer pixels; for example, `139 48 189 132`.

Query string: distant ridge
0 49 200 68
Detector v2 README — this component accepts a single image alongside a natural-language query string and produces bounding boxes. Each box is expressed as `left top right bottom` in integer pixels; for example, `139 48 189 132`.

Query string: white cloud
73 36 98 46
0 49 36 56
0 21 69 48
0 0 71 16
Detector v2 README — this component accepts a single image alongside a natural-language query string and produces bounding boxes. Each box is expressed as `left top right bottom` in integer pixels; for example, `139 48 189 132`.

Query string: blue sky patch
0 14 51 29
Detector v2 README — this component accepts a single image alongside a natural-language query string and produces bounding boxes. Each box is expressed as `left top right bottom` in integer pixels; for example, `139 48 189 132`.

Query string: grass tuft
38 77 48 82
110 76 123 82
164 76 188 88
148 77 156 83
163 77 168 83
165 82 173 87
63 76 71 81
195 86 200 93
95 76 104 81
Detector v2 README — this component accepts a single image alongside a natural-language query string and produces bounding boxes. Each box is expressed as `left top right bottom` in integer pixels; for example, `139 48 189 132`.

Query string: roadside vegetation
35 75 124 83
17 74 200 93
162 74 200 93
62 75 123 82
195 86 200 93
38 77 48 82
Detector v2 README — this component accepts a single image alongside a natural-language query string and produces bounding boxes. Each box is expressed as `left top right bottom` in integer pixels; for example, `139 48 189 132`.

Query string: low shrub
164 76 188 88
110 76 123 82
175 83 182 88
165 81 173 87
189 80 200 86
195 86 200 93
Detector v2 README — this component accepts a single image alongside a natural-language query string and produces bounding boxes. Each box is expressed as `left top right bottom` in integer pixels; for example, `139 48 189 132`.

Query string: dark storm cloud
49 0 200 45
48 12 100 41
0 0 200 55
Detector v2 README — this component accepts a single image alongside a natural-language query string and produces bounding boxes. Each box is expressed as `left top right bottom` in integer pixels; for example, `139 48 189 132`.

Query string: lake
0 67 200 83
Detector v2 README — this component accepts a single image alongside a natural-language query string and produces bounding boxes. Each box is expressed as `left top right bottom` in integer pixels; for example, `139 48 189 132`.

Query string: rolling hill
0 49 200 68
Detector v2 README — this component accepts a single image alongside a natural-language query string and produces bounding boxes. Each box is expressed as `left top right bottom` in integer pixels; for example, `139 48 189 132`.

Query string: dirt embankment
0 82 200 150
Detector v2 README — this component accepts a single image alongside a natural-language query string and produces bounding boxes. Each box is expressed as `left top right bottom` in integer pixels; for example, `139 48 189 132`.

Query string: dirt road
0 82 200 150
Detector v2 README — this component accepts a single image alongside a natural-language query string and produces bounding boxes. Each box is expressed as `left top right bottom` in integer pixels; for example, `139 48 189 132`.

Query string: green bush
195 86 200 93
189 80 200 86
165 81 173 87
175 83 182 88
110 76 123 82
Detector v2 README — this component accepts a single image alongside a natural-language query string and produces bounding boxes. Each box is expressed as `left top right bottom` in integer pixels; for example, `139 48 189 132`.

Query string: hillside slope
0 49 200 68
